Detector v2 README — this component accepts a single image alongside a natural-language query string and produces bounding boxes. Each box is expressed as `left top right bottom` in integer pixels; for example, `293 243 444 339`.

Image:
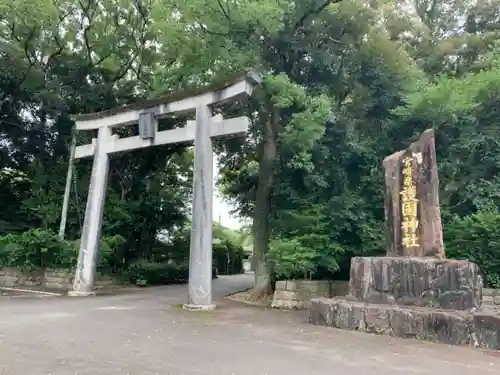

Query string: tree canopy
2 0 500 289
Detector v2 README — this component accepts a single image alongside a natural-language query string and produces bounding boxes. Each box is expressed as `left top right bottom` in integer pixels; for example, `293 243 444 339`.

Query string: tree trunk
249 105 279 300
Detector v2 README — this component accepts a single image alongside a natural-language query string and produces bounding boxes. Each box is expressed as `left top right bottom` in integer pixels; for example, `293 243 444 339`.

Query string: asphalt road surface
1 274 500 375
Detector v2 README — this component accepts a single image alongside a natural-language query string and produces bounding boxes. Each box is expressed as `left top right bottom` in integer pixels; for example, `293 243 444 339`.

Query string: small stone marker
383 129 444 258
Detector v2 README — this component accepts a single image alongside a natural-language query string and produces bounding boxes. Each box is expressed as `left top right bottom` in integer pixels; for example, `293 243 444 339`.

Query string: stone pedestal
309 298 500 349
348 256 482 311
308 256 495 349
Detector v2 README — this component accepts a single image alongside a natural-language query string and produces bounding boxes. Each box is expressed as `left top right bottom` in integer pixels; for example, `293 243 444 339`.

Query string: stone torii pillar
67 72 261 311
185 110 245 310
187 104 214 309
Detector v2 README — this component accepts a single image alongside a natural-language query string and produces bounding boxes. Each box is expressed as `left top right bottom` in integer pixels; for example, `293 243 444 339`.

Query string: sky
212 155 243 230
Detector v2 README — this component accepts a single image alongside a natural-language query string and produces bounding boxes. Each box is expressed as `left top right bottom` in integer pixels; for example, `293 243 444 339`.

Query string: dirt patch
225 289 273 307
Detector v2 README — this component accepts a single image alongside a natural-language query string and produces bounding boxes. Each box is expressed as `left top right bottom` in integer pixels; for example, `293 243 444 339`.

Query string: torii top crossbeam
71 71 261 130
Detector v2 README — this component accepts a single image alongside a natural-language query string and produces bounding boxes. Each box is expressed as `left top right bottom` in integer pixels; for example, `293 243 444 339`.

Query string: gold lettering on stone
412 152 423 165
400 157 419 248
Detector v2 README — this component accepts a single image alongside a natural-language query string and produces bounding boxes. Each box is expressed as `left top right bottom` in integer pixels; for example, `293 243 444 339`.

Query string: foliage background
1 0 500 288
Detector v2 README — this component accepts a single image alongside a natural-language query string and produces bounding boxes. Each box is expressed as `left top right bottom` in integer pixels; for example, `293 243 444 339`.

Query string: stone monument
383 129 444 258
349 129 481 311
309 129 500 350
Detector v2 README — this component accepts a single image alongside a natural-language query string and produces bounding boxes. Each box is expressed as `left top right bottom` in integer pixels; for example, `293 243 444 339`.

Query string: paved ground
1 274 500 375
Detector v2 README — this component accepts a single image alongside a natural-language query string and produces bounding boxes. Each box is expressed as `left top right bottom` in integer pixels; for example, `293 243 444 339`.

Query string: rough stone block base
272 280 331 310
482 288 500 313
349 257 482 310
309 297 500 349
0 267 121 292
0 268 43 288
271 280 350 310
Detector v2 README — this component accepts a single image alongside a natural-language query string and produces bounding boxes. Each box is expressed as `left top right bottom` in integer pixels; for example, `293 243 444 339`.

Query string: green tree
3 0 500 292
0 0 192 265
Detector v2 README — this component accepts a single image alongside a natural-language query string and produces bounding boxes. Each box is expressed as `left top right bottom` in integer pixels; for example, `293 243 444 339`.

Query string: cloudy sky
212 155 243 230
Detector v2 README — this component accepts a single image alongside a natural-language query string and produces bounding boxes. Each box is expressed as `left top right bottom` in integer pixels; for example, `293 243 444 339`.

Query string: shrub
0 228 74 270
0 229 126 271
267 239 316 280
267 238 341 280
212 240 244 275
98 234 126 270
444 211 500 288
124 260 189 286
150 227 244 276
71 234 127 271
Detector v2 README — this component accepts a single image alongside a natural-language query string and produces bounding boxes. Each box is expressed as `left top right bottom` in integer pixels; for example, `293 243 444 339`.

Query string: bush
148 227 244 276
124 260 189 286
0 228 74 269
212 240 244 275
267 238 342 280
71 234 127 271
444 211 500 288
0 229 126 271
98 234 126 270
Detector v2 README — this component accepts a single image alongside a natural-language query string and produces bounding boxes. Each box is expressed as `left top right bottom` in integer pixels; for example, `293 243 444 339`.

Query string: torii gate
67 72 261 311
